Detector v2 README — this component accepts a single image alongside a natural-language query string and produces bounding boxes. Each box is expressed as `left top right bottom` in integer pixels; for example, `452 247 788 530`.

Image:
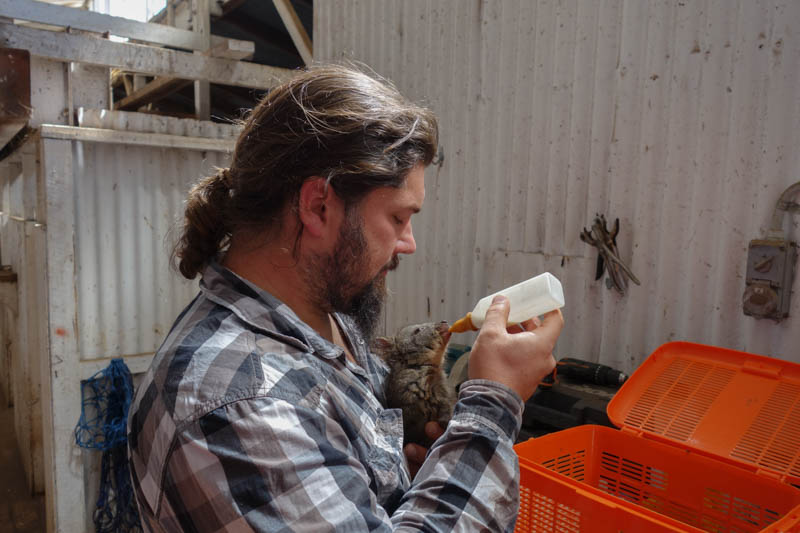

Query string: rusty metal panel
316 0 800 369
0 47 31 154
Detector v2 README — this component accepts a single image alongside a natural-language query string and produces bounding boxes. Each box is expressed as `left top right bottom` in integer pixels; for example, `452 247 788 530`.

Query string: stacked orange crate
514 342 800 532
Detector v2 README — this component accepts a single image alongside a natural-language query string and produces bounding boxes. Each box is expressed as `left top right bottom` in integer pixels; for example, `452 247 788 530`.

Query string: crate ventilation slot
624 359 735 441
730 382 800 478
597 452 669 505
540 450 586 482
518 487 580 533
699 488 781 531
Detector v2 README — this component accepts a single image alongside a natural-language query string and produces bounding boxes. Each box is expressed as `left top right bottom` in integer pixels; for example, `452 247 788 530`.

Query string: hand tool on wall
580 214 641 295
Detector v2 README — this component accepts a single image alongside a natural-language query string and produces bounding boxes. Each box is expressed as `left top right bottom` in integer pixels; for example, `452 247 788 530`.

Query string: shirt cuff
452 379 524 441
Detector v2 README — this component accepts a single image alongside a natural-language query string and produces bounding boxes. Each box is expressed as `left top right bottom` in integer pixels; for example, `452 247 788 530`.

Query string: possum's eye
413 327 421 335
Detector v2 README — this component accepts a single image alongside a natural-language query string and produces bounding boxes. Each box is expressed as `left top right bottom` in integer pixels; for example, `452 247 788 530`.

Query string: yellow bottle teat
449 313 477 333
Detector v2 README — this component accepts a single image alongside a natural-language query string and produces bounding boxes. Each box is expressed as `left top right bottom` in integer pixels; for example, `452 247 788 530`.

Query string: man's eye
393 216 404 225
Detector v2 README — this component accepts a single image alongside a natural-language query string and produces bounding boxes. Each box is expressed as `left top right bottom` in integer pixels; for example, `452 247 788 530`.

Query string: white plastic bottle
449 272 565 332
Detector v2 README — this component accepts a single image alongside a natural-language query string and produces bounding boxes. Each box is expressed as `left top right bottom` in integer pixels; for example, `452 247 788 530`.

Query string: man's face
306 164 426 339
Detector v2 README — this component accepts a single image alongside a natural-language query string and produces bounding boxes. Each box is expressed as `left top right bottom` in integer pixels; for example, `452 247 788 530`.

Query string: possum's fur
373 321 455 448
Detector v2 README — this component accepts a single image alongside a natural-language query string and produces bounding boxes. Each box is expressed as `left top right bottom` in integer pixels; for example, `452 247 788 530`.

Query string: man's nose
395 222 416 255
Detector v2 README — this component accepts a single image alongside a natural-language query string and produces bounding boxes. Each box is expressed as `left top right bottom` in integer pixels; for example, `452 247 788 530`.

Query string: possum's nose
436 321 452 343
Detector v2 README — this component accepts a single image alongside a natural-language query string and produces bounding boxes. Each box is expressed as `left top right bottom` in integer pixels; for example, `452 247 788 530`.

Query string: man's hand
468 295 563 402
403 422 445 478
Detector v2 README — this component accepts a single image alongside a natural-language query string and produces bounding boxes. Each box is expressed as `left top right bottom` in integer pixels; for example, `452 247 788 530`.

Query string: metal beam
272 0 312 65
0 0 242 51
0 22 291 89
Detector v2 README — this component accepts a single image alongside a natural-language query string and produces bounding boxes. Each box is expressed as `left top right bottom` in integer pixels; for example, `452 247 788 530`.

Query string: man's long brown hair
174 63 439 279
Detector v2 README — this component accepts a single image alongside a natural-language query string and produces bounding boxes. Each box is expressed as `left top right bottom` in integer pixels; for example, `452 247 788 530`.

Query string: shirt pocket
366 408 409 507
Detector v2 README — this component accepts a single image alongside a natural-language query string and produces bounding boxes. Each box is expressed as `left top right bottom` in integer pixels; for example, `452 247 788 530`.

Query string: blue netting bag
75 358 142 533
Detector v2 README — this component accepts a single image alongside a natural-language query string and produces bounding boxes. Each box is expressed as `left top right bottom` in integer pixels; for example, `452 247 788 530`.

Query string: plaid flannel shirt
128 261 525 532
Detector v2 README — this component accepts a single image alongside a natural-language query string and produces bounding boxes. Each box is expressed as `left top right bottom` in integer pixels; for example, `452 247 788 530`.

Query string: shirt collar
199 261 347 361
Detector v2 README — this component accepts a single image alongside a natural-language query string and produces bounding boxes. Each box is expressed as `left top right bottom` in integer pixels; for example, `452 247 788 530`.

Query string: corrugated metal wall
315 0 800 370
73 143 224 357
72 110 236 360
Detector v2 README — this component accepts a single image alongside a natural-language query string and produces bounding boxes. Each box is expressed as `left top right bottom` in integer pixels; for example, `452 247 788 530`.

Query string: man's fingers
514 317 540 332
425 421 445 441
536 309 564 342
404 443 425 465
481 295 510 332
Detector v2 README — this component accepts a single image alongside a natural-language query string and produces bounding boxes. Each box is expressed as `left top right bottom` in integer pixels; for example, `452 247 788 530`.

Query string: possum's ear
372 337 393 357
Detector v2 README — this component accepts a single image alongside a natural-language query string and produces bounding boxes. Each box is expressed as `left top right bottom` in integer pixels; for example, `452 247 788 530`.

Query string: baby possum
373 321 456 448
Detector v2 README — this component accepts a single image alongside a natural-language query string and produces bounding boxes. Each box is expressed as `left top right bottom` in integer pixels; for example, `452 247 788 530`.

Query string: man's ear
298 177 332 238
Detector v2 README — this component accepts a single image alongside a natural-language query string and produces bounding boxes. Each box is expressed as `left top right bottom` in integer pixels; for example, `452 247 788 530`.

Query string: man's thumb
482 295 510 330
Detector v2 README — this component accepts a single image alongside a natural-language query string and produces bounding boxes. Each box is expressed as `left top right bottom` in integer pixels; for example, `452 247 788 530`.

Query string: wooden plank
0 0 241 51
113 38 253 111
114 76 192 111
121 73 133 96
40 124 235 152
206 37 255 61
273 0 312 64
192 0 211 120
0 22 291 89
41 136 84 532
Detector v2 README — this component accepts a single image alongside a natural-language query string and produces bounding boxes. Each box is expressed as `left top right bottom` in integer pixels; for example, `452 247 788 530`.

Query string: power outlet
742 239 798 320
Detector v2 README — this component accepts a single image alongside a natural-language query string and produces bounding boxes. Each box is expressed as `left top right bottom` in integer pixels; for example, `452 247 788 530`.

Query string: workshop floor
0 388 46 533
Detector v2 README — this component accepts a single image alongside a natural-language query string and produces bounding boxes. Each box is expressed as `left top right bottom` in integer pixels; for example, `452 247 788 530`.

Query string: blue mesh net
75 358 142 533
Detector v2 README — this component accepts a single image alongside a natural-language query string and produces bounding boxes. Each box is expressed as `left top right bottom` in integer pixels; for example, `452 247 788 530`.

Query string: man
128 64 562 532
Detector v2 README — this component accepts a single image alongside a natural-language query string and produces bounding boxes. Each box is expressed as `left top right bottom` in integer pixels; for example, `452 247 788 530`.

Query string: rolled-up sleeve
391 379 524 532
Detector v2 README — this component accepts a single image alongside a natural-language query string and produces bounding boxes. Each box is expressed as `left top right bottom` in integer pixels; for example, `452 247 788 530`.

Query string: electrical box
742 238 797 320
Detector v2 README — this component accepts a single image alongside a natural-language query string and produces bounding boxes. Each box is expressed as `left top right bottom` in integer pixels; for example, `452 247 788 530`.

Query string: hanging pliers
580 215 641 295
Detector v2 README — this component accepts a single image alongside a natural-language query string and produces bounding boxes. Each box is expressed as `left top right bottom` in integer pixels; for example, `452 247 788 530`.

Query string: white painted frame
38 126 232 531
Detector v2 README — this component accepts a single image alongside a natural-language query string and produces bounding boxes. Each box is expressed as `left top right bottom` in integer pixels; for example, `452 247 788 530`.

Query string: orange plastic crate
514 342 800 532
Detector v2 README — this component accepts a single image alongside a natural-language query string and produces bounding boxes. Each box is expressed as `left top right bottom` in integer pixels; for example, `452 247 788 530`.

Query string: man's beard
303 210 399 342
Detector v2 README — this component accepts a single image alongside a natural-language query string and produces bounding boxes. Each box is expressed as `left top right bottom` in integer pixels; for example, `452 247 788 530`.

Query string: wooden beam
207 38 254 61
2 0 202 50
113 39 253 111
0 22 291 89
272 0 312 65
0 0 240 51
114 76 191 111
192 0 210 120
121 73 133 96
40 124 236 152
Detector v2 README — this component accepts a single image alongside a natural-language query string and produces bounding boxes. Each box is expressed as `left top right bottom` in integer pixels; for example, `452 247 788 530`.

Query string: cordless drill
555 358 628 387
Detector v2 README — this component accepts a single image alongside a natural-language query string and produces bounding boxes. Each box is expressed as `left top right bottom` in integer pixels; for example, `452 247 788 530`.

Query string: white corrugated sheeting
315 0 800 370
72 110 238 360
72 110 237 360
25 112 236 532
73 143 228 358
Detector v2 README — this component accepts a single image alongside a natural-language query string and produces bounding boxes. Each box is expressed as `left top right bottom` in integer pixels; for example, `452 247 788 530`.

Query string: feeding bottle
449 272 565 333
